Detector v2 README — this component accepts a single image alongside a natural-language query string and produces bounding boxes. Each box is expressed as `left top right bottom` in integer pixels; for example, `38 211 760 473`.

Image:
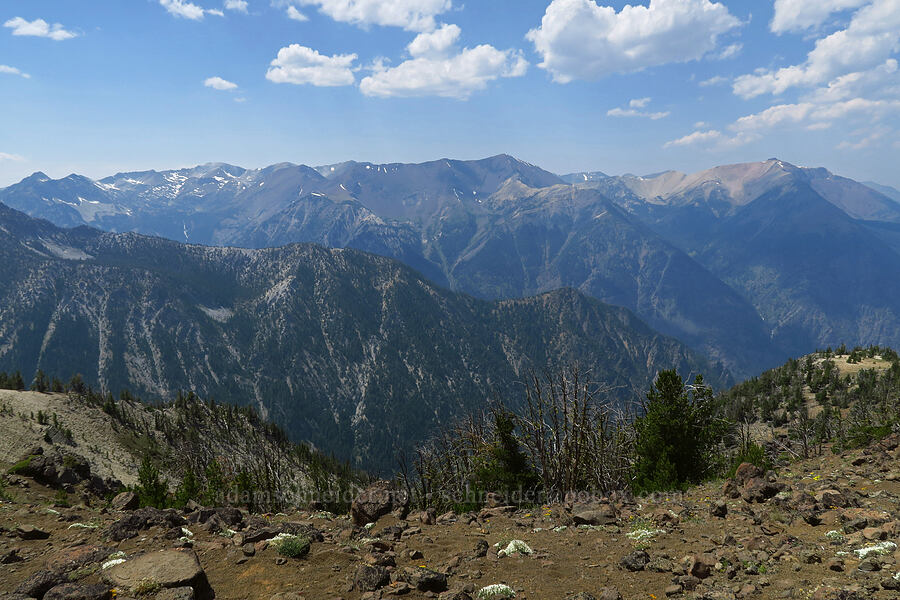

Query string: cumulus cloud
204 76 239 90
266 44 358 86
408 23 460 57
734 0 900 98
607 97 670 119
771 0 870 34
3 17 77 40
225 0 249 12
159 0 224 20
359 27 527 99
526 0 741 83
0 65 30 79
296 0 452 32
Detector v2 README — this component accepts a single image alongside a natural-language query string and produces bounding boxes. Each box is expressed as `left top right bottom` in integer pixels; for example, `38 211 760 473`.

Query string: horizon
2 1 899 188
6 154 899 195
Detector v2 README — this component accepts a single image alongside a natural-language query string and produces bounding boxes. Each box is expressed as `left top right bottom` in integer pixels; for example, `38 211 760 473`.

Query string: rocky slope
0 203 724 472
1 425 898 600
0 388 361 511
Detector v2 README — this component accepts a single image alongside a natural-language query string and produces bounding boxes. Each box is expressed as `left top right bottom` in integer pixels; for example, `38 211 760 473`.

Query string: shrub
272 534 310 558
7 455 33 475
726 442 772 479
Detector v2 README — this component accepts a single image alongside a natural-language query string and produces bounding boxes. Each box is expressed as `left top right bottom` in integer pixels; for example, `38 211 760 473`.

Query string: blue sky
1 0 898 187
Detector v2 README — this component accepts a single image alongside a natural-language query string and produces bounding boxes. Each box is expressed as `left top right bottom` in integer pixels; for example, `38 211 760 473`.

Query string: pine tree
632 371 727 494
473 407 538 503
136 455 169 509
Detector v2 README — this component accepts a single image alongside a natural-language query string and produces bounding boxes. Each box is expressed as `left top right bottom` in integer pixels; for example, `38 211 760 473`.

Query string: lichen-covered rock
353 564 390 592
101 550 213 600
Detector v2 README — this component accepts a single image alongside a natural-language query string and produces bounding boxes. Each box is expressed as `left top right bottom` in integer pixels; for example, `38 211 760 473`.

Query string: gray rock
396 566 448 592
620 550 650 572
110 492 139 512
351 481 409 526
44 584 111 600
15 570 69 599
597 588 622 600
16 525 50 540
101 550 213 600
157 588 195 600
353 564 390 592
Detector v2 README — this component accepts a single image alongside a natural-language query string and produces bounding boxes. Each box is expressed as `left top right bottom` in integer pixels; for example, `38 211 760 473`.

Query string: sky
1 0 899 187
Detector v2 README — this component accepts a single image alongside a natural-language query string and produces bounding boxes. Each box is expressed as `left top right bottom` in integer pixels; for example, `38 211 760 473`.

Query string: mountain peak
24 171 51 183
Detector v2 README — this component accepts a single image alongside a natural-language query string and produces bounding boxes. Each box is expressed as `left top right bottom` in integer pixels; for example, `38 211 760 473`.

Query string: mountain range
0 201 723 472
3 155 899 378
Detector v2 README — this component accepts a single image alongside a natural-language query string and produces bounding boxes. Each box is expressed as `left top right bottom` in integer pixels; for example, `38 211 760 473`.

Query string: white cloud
717 42 742 60
204 76 239 90
0 65 30 79
805 58 899 103
286 6 309 21
3 17 77 41
837 130 886 149
159 0 223 20
266 44 358 86
526 0 741 83
0 153 24 162
408 23 460 57
664 129 723 147
359 36 527 99
771 0 870 34
225 0 249 12
699 75 728 86
607 97 669 119
296 0 452 32
734 0 900 98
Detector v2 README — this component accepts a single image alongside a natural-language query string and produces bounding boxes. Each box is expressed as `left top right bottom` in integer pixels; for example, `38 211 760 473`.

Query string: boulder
16 524 50 540
157 588 196 600
101 550 213 600
353 564 390 592
620 550 650 572
734 463 764 486
15 570 69 599
572 504 617 526
46 545 114 573
742 478 781 503
111 492 139 512
106 507 187 542
396 567 448 592
710 500 728 518
43 584 111 600
350 481 409 526
688 554 716 579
